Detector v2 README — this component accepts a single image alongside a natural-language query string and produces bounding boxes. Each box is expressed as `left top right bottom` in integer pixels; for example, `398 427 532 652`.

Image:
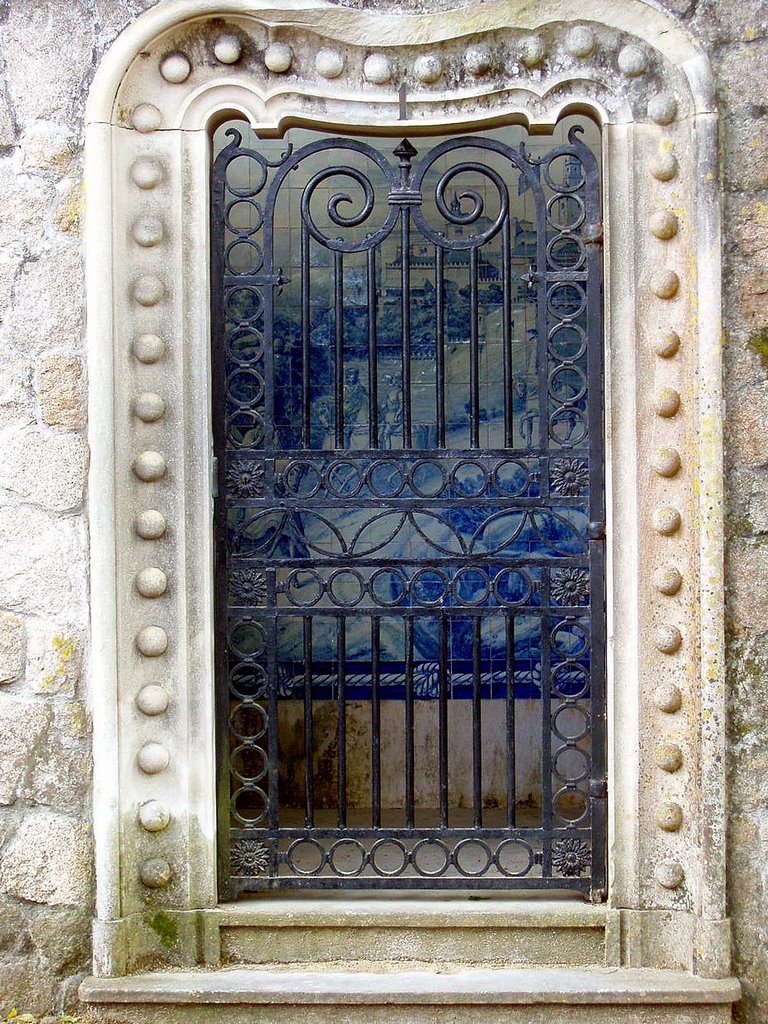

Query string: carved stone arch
85 0 727 981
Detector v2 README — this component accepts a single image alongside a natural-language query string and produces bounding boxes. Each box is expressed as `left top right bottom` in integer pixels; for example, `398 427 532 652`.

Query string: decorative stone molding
85 0 728 985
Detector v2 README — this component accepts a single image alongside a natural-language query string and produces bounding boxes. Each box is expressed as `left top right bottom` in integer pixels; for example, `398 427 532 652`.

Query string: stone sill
211 895 609 929
80 967 741 1006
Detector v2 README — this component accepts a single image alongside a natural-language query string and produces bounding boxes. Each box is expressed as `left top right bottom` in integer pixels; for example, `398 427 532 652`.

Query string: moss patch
143 910 178 950
748 327 768 368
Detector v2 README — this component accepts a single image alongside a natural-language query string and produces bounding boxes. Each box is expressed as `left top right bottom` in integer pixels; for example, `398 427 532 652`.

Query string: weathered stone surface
0 693 51 804
3 1 96 129
0 85 16 151
0 160 56 250
25 620 82 696
0 898 31 954
35 355 85 430
21 121 77 176
0 504 87 618
0 611 23 684
726 541 768 635
727 386 768 468
4 243 84 354
717 42 768 111
723 117 768 193
28 906 91 974
53 179 84 237
0 812 92 906
0 428 87 511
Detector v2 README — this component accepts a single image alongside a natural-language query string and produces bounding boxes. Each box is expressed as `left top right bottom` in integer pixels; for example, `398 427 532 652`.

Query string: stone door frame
85 0 729 978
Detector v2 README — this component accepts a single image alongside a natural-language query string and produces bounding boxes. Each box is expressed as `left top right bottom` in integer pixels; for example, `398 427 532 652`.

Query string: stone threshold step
81 968 740 1007
212 896 608 929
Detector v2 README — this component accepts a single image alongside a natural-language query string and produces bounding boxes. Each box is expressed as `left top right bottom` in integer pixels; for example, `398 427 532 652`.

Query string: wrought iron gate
212 121 606 896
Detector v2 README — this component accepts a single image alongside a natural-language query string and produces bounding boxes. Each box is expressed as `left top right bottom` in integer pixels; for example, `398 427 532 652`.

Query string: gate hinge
589 778 608 800
211 455 219 499
587 520 605 541
584 222 603 245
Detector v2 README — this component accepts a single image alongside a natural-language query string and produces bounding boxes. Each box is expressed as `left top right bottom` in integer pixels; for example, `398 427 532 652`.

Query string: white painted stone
565 26 595 59
131 274 165 307
136 626 168 658
315 48 345 79
653 330 681 358
140 858 173 888
617 44 648 77
463 45 493 76
131 215 164 247
264 43 292 74
653 506 681 536
363 54 392 84
654 387 681 418
650 210 678 240
135 509 167 540
519 36 546 68
656 860 685 889
132 334 166 364
130 157 164 190
648 93 678 126
0 613 23 684
131 103 162 133
413 54 443 83
136 567 167 599
133 392 166 423
214 34 242 65
652 447 681 477
653 683 683 714
138 799 171 832
655 742 683 773
0 694 51 804
654 566 683 596
133 451 167 482
650 269 680 300
0 428 87 512
160 53 191 84
649 151 678 182
0 812 91 905
656 801 683 832
136 683 170 716
137 741 170 774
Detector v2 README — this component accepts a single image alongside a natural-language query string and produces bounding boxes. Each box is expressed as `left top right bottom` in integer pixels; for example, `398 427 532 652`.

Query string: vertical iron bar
469 247 480 449
405 615 415 829
438 615 449 829
368 249 379 449
541 575 553 876
267 611 279 840
401 209 412 448
435 246 446 448
501 220 513 448
301 223 311 448
472 616 482 828
371 616 381 828
334 250 344 449
505 613 516 829
303 616 314 829
337 616 347 828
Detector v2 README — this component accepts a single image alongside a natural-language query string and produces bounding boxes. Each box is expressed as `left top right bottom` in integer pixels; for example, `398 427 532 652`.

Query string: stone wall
0 0 764 1019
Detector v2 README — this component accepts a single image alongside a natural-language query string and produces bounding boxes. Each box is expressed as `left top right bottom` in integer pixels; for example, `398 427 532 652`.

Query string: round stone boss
139 799 171 832
656 801 683 832
363 53 392 83
137 740 170 774
131 103 162 133
315 48 345 79
130 156 164 190
140 857 173 889
654 565 683 596
134 392 166 423
656 860 685 889
133 450 167 482
136 682 170 715
160 52 191 84
655 742 684 773
135 509 167 540
136 567 168 599
131 215 165 247
650 151 678 182
136 625 168 657
653 506 681 536
131 274 165 307
214 33 242 64
653 683 683 714
264 42 292 73
132 334 165 364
